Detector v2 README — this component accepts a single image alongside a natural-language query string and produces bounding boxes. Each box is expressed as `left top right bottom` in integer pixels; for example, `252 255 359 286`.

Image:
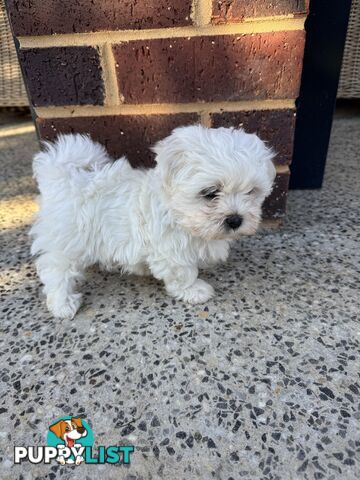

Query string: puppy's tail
33 134 110 192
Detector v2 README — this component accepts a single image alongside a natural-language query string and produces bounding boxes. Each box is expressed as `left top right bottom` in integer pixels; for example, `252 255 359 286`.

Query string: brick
211 109 296 165
212 0 307 23
262 171 290 219
36 113 199 168
113 31 305 104
19 47 104 107
37 114 287 219
7 0 193 36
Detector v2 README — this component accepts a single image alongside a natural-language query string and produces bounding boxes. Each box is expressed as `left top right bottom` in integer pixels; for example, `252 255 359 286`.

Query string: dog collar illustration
49 417 87 464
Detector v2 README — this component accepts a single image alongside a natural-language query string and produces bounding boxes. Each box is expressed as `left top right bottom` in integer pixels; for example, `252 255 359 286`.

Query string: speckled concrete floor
0 115 359 480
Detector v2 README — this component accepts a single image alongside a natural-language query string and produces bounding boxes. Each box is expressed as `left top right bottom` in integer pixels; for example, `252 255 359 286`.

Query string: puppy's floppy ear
152 127 189 191
49 420 66 439
71 417 83 428
256 140 276 186
266 151 276 183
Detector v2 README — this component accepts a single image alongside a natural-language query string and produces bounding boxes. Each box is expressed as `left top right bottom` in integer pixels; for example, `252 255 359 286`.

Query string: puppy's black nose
225 215 243 230
77 426 85 434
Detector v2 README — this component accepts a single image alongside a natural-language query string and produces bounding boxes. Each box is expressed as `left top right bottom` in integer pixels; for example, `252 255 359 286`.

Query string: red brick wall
6 0 308 224
212 0 308 23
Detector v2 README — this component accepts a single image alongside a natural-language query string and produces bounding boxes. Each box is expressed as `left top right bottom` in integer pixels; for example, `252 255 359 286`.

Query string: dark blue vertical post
290 0 352 189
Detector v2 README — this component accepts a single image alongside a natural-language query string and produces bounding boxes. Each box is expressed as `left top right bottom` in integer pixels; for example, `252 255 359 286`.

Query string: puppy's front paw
178 279 214 304
126 263 152 277
47 293 82 320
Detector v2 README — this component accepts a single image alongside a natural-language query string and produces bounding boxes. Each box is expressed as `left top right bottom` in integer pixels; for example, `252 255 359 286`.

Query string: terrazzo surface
0 114 359 479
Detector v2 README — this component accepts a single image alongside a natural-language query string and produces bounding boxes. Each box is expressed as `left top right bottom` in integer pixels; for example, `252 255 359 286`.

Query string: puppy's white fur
30 125 275 319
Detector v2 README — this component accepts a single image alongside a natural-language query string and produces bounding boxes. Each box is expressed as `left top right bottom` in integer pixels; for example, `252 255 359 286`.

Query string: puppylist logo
14 416 134 466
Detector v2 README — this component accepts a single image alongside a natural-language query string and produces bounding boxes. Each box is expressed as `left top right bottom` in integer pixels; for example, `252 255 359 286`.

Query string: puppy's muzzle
225 215 243 230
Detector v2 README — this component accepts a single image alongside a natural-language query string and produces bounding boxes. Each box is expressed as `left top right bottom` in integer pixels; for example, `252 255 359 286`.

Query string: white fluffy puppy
31 125 275 319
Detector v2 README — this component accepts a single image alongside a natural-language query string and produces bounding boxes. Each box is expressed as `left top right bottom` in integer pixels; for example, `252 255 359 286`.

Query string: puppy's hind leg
35 252 84 319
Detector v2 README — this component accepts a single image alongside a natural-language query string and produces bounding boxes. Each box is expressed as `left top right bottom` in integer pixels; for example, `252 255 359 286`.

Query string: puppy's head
153 125 276 240
49 418 87 445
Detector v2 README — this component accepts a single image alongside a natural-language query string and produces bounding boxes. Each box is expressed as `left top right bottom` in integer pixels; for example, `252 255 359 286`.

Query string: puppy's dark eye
200 188 220 200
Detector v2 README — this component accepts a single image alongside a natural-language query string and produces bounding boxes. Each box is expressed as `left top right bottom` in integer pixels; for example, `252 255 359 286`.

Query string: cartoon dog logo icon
49 417 87 465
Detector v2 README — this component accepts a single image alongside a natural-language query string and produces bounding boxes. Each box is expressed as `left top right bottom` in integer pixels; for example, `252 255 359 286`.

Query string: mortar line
192 0 213 27
35 99 295 118
18 16 305 49
100 43 121 106
260 219 284 229
275 165 290 174
200 111 212 127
